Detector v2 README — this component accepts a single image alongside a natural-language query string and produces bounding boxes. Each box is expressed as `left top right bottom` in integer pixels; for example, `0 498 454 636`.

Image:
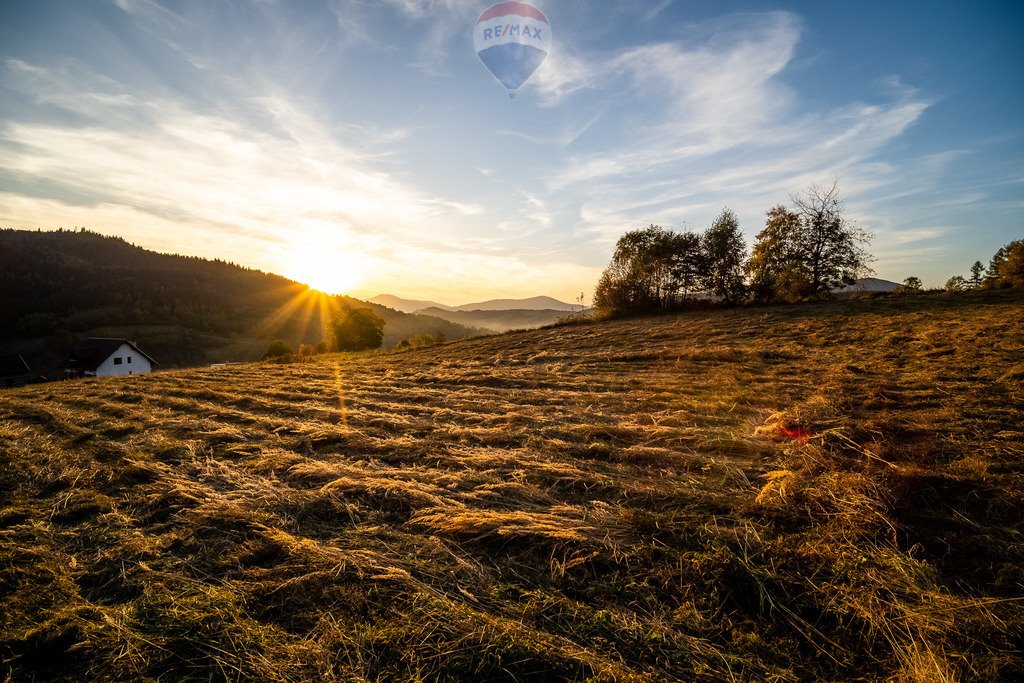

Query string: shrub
899 276 923 293
396 333 446 350
944 275 967 292
263 339 293 359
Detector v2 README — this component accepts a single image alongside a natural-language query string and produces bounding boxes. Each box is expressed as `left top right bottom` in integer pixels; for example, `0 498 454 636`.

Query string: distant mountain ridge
417 307 573 333
454 296 578 312
839 278 903 293
370 294 578 313
368 295 454 313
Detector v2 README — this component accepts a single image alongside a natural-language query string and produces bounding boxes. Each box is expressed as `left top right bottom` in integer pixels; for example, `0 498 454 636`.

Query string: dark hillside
0 229 479 370
0 290 1021 680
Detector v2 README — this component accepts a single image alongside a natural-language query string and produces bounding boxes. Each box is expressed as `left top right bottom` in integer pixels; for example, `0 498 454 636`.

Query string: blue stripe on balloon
476 43 547 91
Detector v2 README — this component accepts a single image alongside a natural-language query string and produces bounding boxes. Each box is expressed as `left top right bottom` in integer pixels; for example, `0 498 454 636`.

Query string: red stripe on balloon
477 2 548 23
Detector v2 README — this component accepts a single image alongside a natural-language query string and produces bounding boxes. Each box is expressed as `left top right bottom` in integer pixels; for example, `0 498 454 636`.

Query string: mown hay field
1 290 1022 681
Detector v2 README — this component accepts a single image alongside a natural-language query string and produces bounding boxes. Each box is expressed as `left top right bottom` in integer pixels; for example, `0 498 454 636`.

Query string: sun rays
256 286 346 345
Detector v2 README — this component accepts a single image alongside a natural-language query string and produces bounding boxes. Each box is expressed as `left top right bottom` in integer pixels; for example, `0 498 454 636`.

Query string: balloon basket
508 91 517 100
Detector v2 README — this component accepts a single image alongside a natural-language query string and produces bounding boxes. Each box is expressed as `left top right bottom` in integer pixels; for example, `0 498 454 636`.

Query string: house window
114 357 123 365
127 356 132 364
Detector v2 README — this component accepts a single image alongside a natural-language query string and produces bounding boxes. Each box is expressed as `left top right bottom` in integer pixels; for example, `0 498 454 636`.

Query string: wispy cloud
533 11 937 264
0 56 584 298
328 0 378 49
333 0 479 75
112 0 183 24
532 46 600 106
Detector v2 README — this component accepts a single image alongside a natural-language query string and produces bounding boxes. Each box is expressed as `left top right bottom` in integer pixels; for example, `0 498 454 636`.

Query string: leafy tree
264 339 293 359
593 267 642 317
944 275 967 292
701 208 747 304
747 181 872 302
969 260 986 287
615 226 690 308
673 231 706 300
327 303 385 351
900 276 922 292
593 225 704 316
1000 240 1024 287
982 240 1024 289
747 206 809 302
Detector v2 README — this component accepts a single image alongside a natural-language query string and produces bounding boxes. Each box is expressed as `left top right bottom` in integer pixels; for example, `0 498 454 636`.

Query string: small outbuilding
62 338 156 378
0 353 33 388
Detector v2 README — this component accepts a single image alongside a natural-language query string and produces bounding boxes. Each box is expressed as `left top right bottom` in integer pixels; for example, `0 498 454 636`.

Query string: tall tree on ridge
701 208 747 304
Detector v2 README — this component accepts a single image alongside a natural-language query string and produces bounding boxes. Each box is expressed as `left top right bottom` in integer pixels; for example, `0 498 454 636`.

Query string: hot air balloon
473 2 550 99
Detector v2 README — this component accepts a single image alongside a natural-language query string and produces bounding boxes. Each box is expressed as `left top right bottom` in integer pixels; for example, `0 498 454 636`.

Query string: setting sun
282 241 364 295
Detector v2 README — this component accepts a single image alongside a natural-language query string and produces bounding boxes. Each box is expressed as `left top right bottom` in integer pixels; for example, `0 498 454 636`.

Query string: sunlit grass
0 289 1021 680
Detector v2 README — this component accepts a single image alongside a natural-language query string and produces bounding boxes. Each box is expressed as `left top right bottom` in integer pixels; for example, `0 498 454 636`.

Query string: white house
62 338 156 378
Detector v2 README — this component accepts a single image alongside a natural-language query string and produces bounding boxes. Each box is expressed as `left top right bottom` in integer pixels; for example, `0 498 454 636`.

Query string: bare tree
749 180 873 301
788 179 873 296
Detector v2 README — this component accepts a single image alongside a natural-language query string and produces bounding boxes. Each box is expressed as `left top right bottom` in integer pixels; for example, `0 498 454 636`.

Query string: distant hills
368 294 582 333
368 294 455 313
839 278 903 293
416 307 574 333
369 293 579 314
455 295 579 312
0 229 481 373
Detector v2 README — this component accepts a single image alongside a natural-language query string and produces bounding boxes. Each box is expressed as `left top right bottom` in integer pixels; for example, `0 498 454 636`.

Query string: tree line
594 180 873 316
943 240 1024 292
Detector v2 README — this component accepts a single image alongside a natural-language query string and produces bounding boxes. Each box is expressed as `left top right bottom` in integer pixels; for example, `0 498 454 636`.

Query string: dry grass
1 289 1022 681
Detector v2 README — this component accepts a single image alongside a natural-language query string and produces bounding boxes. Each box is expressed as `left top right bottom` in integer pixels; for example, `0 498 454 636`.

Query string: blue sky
1 0 1021 303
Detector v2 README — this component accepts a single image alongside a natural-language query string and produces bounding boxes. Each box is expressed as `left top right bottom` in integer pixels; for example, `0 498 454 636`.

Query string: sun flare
282 241 364 295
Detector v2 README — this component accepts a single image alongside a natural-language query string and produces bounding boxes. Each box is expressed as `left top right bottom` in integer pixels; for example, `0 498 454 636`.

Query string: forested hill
0 229 480 371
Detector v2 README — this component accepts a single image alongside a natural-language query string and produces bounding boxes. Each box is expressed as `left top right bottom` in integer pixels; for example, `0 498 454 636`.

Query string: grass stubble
0 290 1022 681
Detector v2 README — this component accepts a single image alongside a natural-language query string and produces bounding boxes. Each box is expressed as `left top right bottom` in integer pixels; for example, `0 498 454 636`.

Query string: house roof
62 338 157 372
0 353 31 378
